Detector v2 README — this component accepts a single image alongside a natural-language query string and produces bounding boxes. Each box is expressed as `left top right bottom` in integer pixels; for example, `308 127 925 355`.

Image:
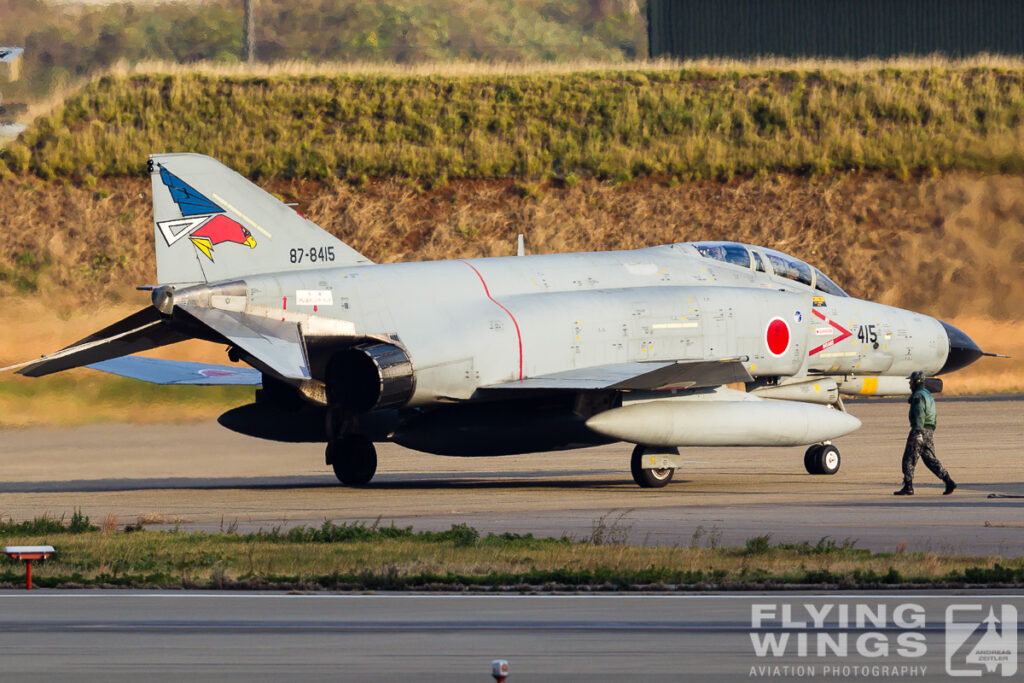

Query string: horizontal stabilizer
484 358 752 392
179 305 310 380
88 356 262 385
13 308 189 378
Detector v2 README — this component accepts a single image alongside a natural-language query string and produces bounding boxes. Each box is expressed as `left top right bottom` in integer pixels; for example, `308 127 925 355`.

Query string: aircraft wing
483 358 752 392
88 356 262 385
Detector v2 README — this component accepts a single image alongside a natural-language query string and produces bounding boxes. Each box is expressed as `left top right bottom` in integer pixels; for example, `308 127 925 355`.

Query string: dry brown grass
0 373 252 427
100 513 119 533
2 171 1022 319
111 55 1024 79
941 317 1023 394
135 512 191 526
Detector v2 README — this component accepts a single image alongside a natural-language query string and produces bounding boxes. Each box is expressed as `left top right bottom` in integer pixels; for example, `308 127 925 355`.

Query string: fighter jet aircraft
6 154 994 487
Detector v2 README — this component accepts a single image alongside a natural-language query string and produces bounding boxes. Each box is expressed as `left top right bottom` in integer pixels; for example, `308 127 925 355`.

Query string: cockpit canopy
691 241 847 297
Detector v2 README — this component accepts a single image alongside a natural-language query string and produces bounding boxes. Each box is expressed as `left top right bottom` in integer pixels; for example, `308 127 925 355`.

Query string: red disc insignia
766 317 791 356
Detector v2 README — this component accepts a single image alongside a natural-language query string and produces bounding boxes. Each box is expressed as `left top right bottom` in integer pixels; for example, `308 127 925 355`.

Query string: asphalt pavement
0 591 1021 682
0 398 1021 554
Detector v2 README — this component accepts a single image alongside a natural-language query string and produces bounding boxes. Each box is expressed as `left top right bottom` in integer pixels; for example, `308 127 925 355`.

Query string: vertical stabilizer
150 153 372 284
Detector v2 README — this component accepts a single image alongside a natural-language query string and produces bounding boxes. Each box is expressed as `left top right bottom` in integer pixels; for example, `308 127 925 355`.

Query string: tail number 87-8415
290 246 336 264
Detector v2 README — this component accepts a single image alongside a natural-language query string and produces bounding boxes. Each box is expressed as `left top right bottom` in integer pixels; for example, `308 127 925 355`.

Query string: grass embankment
5 62 1024 183
2 515 1022 590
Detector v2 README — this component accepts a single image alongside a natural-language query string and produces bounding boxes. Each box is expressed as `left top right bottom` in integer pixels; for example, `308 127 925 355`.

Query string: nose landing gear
630 444 677 488
804 443 841 475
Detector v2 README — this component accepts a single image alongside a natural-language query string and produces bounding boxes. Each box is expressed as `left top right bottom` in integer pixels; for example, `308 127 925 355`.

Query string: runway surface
1 591 1021 681
0 398 1022 554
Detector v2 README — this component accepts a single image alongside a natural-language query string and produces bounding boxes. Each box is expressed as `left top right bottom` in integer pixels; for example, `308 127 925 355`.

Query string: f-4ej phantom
8 154 995 488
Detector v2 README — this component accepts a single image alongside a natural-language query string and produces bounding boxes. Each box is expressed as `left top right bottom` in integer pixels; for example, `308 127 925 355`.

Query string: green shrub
0 510 97 536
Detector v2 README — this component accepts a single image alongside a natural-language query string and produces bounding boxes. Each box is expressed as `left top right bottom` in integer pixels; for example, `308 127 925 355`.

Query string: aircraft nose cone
937 320 983 374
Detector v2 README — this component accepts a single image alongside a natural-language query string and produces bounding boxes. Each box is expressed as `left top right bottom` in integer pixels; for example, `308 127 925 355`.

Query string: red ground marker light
3 546 55 590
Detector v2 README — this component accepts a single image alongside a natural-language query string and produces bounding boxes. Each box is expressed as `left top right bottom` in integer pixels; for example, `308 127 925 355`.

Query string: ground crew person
894 371 956 496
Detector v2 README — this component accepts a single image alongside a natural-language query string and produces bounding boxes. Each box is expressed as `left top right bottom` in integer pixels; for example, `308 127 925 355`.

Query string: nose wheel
804 444 841 475
630 444 676 488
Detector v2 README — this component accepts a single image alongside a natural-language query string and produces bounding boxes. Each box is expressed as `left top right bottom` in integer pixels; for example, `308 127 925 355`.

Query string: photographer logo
945 605 1017 677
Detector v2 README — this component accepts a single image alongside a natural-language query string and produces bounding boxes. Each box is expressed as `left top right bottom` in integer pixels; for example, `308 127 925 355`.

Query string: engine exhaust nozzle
151 286 176 315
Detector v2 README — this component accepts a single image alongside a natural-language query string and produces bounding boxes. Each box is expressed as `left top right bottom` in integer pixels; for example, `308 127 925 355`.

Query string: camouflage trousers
901 428 949 485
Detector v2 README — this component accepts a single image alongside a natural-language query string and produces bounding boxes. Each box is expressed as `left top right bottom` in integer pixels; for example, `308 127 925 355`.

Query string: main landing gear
804 443 841 475
325 404 375 485
326 434 377 485
630 444 677 488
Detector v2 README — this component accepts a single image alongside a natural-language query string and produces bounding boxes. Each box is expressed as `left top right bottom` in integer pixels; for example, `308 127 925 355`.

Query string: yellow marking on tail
190 236 214 261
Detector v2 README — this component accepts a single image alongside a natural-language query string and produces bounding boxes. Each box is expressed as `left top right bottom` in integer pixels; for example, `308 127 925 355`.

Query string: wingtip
0 357 46 374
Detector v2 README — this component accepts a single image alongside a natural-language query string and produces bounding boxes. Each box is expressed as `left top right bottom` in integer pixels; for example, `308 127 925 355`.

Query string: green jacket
908 387 937 430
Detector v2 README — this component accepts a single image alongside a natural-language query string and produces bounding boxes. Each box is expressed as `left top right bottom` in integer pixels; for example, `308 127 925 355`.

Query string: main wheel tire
815 444 841 475
804 445 823 474
630 444 675 488
327 435 377 485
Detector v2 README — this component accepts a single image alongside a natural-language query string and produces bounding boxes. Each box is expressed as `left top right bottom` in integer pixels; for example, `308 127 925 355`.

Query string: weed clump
0 509 97 536
250 519 417 543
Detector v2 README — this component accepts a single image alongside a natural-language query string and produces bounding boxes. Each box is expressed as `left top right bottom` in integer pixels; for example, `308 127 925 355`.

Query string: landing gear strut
324 405 377 485
804 444 841 475
326 434 377 485
630 444 676 488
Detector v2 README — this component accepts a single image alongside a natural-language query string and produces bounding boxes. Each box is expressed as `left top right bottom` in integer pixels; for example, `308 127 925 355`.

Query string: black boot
943 479 957 495
894 483 914 496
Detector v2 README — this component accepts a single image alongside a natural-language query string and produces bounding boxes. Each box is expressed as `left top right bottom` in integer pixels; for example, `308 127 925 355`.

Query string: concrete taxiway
0 398 1021 553
0 591 1021 682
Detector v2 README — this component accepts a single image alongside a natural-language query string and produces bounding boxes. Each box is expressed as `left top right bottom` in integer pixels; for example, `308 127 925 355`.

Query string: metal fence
647 0 1024 59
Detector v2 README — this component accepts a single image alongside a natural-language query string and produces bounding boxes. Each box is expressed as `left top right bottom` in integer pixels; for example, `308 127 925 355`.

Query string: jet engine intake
326 342 415 412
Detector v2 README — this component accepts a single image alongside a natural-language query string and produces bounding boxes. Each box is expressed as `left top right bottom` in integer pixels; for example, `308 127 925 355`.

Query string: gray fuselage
223 241 948 404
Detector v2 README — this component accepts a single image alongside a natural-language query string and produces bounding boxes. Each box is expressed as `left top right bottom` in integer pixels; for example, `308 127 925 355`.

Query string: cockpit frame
689 241 848 297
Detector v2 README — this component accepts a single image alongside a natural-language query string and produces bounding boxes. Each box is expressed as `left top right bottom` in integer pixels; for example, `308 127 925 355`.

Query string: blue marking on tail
159 165 224 216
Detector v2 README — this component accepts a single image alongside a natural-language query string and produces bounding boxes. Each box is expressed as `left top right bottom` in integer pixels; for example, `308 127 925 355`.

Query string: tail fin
150 153 372 284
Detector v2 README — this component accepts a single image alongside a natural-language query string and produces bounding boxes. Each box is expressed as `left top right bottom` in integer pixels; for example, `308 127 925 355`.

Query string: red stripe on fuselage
460 261 524 380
